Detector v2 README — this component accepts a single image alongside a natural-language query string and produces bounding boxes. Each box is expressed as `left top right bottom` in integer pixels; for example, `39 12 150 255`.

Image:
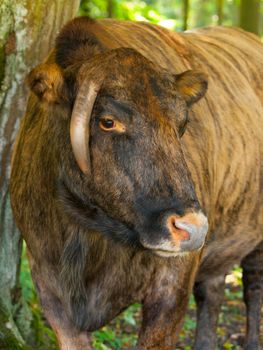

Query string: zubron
10 18 263 350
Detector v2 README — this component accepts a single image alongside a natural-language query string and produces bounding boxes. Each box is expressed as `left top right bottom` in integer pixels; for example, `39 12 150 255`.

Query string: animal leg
137 295 189 350
193 275 225 350
136 258 199 350
49 320 92 350
37 287 93 350
27 251 93 350
241 240 263 350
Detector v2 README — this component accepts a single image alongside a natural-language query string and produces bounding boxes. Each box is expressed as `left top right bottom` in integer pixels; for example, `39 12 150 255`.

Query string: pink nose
166 212 208 249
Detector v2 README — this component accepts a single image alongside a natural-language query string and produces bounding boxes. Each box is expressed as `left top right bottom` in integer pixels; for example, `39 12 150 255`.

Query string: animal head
27 19 208 257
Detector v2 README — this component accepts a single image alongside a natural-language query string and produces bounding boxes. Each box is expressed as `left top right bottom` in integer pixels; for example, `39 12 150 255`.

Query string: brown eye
100 118 115 130
99 117 126 133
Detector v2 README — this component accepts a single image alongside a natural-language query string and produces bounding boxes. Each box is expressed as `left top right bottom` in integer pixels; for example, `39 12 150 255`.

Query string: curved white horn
70 80 100 174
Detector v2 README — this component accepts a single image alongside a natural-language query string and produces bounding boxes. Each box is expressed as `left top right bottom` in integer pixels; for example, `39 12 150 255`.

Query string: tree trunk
240 0 260 35
0 1 80 349
107 0 115 18
216 0 224 25
183 0 190 31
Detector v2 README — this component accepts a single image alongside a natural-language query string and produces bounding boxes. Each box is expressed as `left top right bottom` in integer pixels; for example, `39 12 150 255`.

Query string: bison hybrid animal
10 18 263 350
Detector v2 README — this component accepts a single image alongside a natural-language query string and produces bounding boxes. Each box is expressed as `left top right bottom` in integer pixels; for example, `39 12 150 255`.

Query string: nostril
167 217 190 242
173 220 190 241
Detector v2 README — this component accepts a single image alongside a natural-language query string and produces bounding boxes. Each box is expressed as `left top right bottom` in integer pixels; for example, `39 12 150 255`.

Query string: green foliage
79 0 183 30
92 303 141 349
79 0 263 34
0 298 33 350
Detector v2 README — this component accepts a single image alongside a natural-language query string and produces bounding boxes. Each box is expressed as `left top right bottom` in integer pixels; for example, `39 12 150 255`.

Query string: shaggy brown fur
10 17 263 350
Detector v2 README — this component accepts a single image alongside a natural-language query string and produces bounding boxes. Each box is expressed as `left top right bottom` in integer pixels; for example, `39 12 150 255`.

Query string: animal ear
27 63 65 103
175 70 208 106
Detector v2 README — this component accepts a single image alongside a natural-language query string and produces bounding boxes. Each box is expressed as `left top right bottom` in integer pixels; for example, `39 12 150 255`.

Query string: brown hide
55 18 263 276
10 18 263 350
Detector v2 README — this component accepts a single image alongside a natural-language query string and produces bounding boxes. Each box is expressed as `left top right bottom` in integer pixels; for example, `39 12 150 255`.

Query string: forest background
79 0 263 35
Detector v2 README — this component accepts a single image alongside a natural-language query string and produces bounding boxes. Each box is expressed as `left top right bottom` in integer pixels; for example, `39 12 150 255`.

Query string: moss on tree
0 46 5 87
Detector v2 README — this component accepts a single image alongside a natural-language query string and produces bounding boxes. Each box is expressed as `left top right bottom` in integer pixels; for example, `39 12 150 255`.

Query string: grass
20 245 262 349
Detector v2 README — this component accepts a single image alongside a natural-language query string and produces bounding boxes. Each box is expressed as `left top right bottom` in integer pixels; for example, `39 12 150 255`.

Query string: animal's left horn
70 79 100 174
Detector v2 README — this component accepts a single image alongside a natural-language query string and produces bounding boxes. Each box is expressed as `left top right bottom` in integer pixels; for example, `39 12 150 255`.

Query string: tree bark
240 0 260 35
183 0 190 31
0 1 80 348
